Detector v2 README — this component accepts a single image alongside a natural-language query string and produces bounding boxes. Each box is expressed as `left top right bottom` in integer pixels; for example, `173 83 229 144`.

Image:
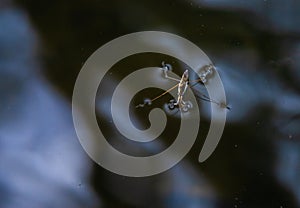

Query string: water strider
136 62 231 112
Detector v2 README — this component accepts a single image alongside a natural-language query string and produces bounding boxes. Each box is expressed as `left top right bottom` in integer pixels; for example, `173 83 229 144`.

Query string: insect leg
161 62 181 82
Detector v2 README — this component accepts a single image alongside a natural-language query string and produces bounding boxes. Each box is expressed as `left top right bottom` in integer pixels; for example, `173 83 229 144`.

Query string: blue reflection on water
194 0 300 33
0 7 99 208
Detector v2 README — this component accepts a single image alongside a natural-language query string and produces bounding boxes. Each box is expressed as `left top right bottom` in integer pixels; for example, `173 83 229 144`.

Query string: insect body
161 63 192 112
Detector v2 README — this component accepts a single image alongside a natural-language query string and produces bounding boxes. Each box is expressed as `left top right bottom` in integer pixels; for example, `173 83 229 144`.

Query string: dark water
1 0 300 207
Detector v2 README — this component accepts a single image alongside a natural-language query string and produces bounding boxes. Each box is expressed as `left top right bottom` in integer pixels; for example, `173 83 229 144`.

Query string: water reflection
0 6 99 208
3 0 300 207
